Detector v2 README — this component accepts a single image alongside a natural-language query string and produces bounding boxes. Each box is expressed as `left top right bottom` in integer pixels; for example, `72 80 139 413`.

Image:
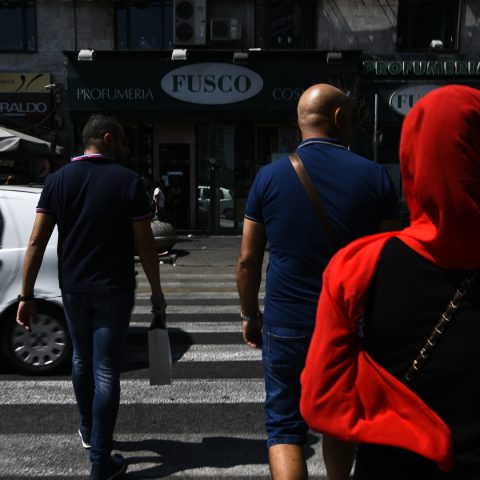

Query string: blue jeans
262 323 314 447
62 291 134 464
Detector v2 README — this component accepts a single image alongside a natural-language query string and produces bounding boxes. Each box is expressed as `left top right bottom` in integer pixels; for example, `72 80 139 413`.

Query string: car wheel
0 303 72 375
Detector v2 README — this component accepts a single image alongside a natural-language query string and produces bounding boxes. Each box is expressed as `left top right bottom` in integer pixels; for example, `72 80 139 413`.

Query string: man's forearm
236 258 262 315
236 219 266 315
21 214 55 295
21 244 47 295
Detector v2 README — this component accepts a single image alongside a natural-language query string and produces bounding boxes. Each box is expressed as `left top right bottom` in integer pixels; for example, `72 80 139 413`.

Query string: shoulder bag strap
289 152 342 250
403 270 478 384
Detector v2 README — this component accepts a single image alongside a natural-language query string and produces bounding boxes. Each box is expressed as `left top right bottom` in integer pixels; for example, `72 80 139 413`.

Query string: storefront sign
161 63 263 104
0 73 51 93
0 73 52 126
0 101 48 114
363 60 480 77
389 84 440 116
0 93 51 126
76 88 154 101
66 52 359 112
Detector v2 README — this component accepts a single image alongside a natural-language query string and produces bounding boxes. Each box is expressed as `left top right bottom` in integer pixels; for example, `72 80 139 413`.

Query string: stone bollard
151 220 177 252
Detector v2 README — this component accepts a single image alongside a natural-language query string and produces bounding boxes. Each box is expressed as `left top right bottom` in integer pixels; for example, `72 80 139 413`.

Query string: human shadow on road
115 434 319 478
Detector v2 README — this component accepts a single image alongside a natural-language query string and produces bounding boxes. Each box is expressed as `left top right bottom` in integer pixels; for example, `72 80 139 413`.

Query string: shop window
0 1 36 52
397 0 460 50
115 0 173 49
255 0 316 49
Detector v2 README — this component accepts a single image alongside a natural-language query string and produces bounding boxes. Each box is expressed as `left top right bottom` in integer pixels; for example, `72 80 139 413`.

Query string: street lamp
44 83 61 174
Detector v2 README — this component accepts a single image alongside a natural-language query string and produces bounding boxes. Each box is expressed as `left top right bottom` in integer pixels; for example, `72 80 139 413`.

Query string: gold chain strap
403 270 477 384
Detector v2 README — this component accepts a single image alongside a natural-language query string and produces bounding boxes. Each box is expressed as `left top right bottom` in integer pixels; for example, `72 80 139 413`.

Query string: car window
198 187 208 199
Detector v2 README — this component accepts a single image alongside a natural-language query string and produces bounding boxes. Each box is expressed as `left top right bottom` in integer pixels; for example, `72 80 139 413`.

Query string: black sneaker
78 427 91 449
90 454 127 480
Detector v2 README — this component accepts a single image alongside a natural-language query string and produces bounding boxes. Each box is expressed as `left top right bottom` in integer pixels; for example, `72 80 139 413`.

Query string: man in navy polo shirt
16 114 165 480
236 84 399 479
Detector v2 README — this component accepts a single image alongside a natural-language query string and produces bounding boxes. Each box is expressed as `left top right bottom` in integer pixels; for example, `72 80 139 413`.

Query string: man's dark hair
82 114 123 149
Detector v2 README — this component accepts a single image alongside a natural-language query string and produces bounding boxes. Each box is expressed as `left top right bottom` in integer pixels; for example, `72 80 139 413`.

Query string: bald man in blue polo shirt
237 84 399 479
16 114 165 480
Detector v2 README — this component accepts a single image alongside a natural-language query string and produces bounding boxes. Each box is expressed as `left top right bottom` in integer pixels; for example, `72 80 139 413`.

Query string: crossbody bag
289 152 342 250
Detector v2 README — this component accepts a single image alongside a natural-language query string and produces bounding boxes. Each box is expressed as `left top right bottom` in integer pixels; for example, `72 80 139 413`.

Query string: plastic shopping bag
148 318 172 385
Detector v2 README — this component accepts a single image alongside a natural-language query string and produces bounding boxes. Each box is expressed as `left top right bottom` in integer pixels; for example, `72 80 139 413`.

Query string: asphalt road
0 235 327 479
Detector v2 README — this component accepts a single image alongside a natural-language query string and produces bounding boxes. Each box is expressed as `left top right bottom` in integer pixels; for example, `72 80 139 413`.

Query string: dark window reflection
115 1 173 49
397 0 460 50
255 0 316 49
0 1 36 52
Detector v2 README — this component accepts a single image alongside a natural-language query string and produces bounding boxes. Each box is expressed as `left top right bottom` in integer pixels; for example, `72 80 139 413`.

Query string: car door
0 193 20 305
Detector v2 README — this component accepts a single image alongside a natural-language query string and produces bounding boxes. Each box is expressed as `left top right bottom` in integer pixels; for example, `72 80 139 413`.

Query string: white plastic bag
148 323 172 385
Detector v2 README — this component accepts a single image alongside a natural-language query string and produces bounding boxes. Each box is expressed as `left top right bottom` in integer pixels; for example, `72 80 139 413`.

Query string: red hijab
300 85 480 472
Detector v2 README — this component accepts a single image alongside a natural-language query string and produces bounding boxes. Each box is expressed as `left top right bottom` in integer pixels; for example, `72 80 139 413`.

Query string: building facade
1 0 480 232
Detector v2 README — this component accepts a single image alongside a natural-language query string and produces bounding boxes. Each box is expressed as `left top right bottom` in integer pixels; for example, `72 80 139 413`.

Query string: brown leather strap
289 152 342 249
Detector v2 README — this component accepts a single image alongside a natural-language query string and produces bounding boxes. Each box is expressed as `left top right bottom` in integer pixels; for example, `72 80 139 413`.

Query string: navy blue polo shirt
37 154 152 293
245 138 399 328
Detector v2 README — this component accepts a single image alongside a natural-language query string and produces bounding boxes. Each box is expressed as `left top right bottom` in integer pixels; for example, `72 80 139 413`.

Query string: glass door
197 124 254 232
158 143 190 229
196 123 298 232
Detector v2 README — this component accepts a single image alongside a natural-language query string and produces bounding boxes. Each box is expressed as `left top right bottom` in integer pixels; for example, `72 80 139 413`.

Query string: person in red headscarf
300 85 480 479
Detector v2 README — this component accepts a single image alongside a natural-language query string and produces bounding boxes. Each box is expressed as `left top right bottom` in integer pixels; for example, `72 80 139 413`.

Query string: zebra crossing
0 250 326 479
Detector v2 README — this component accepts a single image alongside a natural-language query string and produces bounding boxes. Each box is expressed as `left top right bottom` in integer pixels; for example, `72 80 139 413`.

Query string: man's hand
242 317 263 349
16 300 38 333
151 297 167 329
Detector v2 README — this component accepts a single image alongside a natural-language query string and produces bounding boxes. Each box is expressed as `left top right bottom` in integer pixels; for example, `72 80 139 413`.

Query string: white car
197 185 234 219
0 185 70 375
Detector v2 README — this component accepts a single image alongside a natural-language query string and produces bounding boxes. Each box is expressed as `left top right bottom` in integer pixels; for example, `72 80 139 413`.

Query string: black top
355 238 480 480
37 154 152 293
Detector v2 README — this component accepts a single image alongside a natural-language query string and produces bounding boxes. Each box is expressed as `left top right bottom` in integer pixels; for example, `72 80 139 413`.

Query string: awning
0 125 63 155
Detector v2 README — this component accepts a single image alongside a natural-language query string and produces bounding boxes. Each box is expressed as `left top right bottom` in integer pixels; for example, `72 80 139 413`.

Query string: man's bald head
297 84 352 146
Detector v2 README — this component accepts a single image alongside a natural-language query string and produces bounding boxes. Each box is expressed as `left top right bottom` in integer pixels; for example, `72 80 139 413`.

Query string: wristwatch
18 294 35 302
240 310 262 322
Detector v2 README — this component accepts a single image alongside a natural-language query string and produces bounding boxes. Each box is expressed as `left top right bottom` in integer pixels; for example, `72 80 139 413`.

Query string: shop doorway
195 123 298 233
158 143 190 229
197 125 235 231
196 124 256 233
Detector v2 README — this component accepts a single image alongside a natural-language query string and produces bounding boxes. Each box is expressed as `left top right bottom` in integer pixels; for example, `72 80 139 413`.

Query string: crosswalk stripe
156 276 237 284
129 321 242 332
133 305 247 314
0 379 266 404
138 281 239 288
126 344 261 362
135 292 263 300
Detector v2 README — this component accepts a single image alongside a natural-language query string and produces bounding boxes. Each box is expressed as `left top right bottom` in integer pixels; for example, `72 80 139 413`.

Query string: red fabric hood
400 85 480 268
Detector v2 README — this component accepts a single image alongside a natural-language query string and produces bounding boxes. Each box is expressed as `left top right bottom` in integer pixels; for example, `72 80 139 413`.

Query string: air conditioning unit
210 18 241 41
174 0 206 46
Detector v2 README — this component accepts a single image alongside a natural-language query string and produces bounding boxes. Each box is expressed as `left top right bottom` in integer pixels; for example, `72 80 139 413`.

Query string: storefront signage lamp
171 49 188 61
78 49 95 61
